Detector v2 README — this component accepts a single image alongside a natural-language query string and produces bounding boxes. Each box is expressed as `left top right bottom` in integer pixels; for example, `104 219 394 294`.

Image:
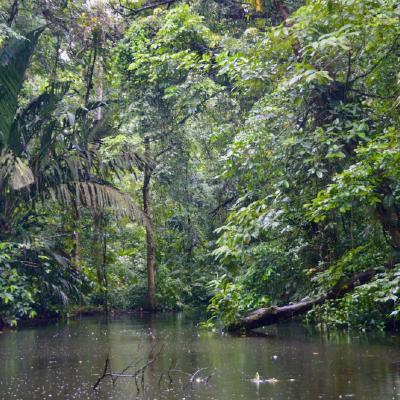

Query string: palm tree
0 27 147 322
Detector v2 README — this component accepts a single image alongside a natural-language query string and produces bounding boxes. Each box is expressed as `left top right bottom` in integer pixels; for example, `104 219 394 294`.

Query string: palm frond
51 182 149 227
11 157 34 190
0 27 45 148
0 149 34 190
11 82 70 154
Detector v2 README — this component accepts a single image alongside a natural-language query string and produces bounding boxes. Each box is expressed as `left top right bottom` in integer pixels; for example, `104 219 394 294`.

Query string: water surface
0 314 399 399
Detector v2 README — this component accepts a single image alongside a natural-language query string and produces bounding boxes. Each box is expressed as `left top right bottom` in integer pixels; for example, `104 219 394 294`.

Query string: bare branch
6 0 19 27
93 354 111 390
92 344 164 391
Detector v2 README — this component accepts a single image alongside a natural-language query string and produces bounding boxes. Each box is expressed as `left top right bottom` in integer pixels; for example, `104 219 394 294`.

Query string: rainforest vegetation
0 0 400 331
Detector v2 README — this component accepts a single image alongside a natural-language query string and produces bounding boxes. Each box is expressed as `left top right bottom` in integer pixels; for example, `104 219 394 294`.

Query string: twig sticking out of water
167 358 176 386
93 354 113 390
92 344 164 392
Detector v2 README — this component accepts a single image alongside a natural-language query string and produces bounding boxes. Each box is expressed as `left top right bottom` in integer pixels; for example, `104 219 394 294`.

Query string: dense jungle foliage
0 0 399 331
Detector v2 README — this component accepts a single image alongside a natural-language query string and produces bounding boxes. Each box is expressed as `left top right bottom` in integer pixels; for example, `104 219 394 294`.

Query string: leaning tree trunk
228 260 399 332
143 137 156 311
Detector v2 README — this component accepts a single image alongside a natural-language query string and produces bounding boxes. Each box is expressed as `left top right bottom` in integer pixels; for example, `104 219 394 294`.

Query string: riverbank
0 307 183 331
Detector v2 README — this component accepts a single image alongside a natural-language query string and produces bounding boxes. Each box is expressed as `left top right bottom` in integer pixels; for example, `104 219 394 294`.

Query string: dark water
0 314 400 400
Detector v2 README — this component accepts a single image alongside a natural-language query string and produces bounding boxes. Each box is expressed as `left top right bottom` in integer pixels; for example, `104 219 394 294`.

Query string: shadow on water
0 313 399 399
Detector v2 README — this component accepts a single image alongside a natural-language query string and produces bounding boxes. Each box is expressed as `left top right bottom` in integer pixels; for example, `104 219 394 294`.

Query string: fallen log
227 259 400 332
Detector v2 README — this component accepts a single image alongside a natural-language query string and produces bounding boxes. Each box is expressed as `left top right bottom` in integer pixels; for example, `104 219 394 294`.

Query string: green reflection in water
0 314 399 400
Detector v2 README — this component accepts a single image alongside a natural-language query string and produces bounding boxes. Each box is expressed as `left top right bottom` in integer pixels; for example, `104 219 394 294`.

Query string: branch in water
93 344 164 391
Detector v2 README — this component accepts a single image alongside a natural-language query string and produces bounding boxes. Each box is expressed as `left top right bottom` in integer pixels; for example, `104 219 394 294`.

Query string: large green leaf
10 81 69 155
0 27 45 148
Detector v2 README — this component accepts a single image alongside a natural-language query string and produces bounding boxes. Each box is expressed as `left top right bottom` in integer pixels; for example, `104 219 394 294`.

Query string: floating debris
250 372 279 384
265 378 279 384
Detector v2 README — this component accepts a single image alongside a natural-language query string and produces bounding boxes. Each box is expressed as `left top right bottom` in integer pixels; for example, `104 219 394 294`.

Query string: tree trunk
103 233 108 313
143 136 156 311
93 210 109 311
72 190 81 270
228 260 399 331
93 211 105 286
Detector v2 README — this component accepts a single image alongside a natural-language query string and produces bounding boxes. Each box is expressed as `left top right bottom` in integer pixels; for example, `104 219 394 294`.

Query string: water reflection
0 314 399 399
